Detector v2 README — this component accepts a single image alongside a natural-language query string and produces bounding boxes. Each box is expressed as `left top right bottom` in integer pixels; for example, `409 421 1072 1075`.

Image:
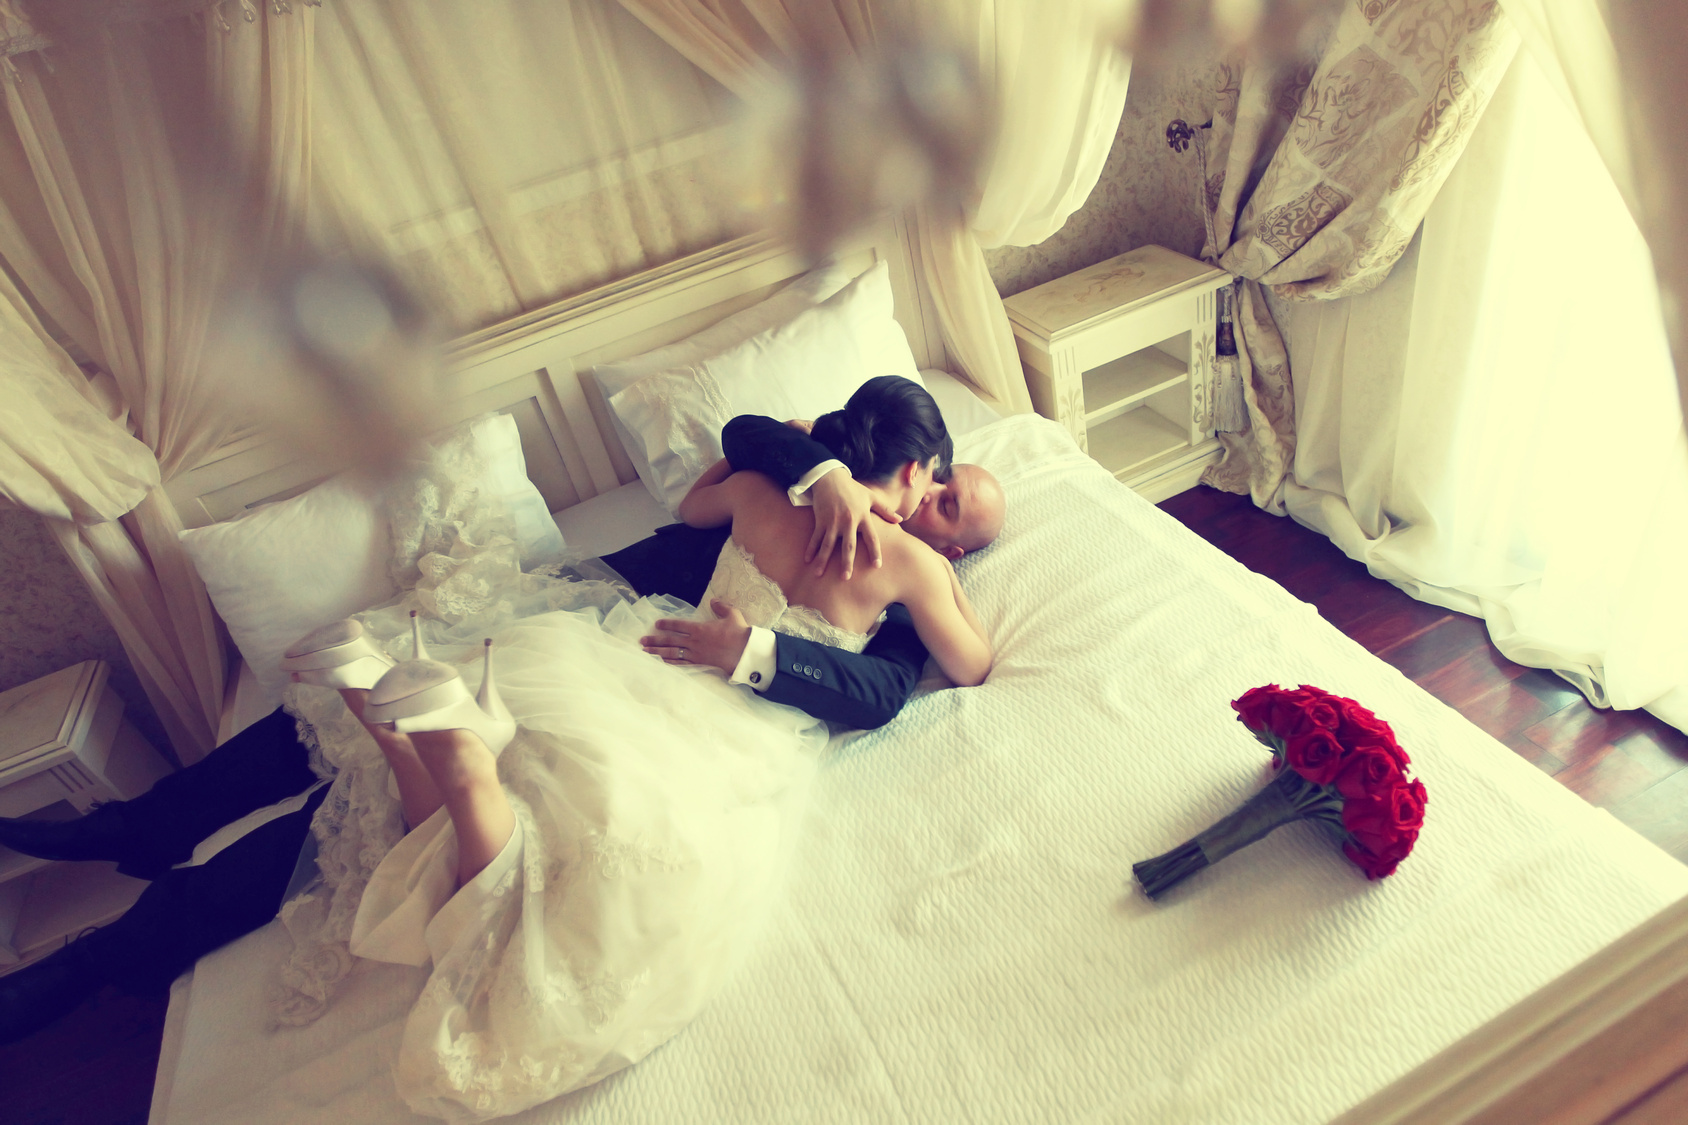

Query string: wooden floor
3 484 1686 1124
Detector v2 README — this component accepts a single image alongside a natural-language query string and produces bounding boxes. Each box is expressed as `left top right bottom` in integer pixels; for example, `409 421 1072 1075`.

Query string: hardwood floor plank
1609 769 1688 863
1342 598 1455 655
1524 704 1660 767
1373 615 1493 679
1500 733 1568 777
1510 667 1588 713
1454 682 1572 745
1516 735 1674 809
1416 644 1532 711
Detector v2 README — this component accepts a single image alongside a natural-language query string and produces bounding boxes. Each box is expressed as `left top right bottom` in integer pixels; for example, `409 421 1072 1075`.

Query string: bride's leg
335 687 444 829
406 729 516 888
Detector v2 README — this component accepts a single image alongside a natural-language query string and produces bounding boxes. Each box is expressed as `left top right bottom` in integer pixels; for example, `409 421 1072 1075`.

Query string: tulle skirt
288 594 827 1122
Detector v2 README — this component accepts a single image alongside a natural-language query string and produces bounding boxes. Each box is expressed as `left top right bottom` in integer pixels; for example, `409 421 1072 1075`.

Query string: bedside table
0 660 174 972
1004 245 1232 502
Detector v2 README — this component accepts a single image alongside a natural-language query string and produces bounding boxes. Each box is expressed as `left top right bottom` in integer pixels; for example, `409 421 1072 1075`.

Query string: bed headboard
168 214 943 527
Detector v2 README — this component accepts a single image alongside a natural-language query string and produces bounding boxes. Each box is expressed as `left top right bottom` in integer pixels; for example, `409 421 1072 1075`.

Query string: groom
0 410 1005 1044
619 413 1004 728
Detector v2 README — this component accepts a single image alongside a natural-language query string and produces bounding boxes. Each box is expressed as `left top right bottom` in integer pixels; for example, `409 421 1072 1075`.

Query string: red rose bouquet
1132 684 1426 899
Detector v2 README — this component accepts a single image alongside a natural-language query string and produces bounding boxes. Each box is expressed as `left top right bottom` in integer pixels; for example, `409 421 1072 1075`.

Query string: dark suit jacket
599 416 929 729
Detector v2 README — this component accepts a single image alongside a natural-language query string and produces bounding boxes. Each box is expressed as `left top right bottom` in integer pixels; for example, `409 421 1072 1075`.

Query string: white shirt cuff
789 460 847 507
728 626 778 692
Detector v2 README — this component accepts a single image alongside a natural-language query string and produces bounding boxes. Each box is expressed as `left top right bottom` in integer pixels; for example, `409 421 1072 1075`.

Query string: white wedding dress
274 434 868 1122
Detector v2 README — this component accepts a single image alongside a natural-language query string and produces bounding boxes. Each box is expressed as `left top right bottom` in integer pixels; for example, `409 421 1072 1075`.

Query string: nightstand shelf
1087 407 1190 478
1082 347 1188 428
1004 245 1232 502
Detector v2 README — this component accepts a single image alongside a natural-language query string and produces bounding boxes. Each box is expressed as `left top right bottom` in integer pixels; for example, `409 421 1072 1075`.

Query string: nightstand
1004 245 1232 502
0 660 174 972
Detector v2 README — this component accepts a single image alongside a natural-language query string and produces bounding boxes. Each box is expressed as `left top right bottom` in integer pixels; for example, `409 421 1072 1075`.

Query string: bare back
724 472 913 636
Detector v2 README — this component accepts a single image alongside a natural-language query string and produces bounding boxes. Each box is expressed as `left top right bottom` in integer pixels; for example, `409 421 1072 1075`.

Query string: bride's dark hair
811 376 953 484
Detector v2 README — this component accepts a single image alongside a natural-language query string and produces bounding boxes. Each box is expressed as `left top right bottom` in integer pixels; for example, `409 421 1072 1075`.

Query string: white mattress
153 414 1688 1125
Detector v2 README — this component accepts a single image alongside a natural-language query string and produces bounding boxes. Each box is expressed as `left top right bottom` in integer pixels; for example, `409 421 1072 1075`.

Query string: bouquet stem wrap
1134 769 1341 899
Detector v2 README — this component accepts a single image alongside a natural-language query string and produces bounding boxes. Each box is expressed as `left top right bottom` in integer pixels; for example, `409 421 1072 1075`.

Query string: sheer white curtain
0 269 157 522
0 17 271 761
310 0 740 332
619 0 1128 412
1278 46 1688 730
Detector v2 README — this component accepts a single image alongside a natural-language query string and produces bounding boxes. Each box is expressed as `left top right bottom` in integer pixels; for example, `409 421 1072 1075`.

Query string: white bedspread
152 414 1688 1125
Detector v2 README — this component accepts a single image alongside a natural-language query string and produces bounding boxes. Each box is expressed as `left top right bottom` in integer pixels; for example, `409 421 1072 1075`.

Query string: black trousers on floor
79 708 322 993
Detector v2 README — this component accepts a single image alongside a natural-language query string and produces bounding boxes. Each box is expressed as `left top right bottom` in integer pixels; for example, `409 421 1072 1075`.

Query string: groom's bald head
902 464 1004 561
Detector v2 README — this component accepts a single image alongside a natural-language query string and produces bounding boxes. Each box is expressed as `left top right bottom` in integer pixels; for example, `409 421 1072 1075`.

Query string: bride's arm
677 458 737 527
899 549 992 687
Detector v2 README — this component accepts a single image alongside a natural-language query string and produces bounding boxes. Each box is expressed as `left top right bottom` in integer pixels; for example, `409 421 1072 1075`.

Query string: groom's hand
641 600 751 675
807 467 901 581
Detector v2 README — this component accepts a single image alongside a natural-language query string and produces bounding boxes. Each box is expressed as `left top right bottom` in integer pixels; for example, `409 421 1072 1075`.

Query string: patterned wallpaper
984 53 1221 299
0 506 170 761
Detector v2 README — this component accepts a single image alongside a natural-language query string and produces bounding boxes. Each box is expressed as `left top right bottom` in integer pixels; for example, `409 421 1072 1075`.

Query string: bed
149 223 1688 1124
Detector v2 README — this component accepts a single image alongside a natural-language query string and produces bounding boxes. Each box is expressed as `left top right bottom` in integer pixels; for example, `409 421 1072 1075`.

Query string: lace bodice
699 539 873 654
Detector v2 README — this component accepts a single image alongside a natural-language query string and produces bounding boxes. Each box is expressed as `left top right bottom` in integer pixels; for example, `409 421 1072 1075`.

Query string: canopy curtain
0 268 157 522
308 0 741 333
617 0 1130 414
1277 43 1688 731
1500 0 1688 427
1194 0 1519 508
0 6 311 762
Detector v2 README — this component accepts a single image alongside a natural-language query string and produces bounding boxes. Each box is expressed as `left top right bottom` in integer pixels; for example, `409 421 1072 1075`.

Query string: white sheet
154 414 1688 1125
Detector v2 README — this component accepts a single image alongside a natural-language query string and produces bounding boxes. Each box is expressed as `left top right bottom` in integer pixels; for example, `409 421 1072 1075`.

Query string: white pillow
466 413 566 569
591 259 856 493
608 260 924 512
921 368 1003 436
180 474 397 711
180 412 562 710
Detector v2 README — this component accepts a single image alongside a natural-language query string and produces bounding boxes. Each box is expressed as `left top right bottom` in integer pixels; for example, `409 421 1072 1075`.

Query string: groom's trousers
67 708 323 993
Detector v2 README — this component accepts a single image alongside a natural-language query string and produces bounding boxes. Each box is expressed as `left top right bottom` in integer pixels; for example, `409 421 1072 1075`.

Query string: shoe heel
410 610 429 660
367 649 517 759
475 639 513 724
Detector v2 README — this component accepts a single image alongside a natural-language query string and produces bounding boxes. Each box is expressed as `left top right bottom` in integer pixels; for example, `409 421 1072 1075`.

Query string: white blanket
152 414 1688 1125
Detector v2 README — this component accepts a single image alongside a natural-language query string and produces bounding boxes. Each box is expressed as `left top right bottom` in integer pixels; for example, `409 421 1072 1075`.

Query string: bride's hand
641 600 751 674
807 467 901 581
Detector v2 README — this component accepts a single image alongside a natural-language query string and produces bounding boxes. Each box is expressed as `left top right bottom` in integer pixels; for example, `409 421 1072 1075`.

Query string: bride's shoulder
726 468 786 500
879 526 947 581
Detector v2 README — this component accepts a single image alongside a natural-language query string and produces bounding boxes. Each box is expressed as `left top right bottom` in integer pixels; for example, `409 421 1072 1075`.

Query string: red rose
1344 830 1417 880
1333 747 1404 800
1298 694 1344 734
1232 685 1283 731
1341 793 1401 852
1338 704 1410 767
1390 779 1428 831
1285 727 1348 787
1267 687 1321 739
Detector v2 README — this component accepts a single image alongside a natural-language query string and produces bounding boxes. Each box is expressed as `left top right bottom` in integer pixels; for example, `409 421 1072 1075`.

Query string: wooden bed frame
165 217 943 531
157 215 1688 1125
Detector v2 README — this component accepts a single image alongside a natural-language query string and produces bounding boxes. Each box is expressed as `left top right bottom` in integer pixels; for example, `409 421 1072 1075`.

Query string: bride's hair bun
811 376 953 485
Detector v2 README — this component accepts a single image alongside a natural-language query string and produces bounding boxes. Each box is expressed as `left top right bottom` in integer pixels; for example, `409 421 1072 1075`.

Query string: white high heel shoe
364 639 517 758
282 611 429 691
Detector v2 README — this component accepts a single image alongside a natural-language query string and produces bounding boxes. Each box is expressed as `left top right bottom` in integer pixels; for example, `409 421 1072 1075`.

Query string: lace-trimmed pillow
179 412 563 709
589 259 856 495
608 260 925 513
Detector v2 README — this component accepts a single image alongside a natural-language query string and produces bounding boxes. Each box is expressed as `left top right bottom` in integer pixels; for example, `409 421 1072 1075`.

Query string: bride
282 376 992 1121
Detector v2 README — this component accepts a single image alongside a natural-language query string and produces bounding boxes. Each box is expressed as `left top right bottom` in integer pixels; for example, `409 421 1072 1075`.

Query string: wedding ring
678 647 687 658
